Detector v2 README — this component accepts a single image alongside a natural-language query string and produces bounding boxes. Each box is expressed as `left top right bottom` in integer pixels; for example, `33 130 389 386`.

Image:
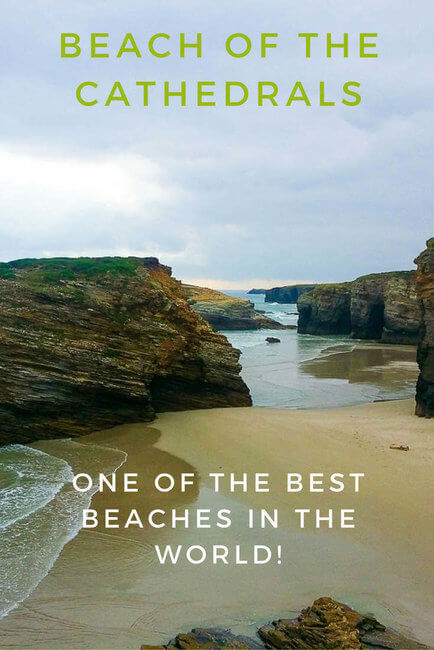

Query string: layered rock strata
142 597 426 649
182 284 286 330
414 239 434 417
298 271 420 344
0 257 251 445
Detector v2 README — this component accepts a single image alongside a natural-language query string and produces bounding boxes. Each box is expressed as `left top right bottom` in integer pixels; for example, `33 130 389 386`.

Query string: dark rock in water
143 597 427 649
266 336 280 343
248 288 267 294
182 284 287 330
265 284 317 304
414 238 434 417
297 271 421 344
0 257 251 445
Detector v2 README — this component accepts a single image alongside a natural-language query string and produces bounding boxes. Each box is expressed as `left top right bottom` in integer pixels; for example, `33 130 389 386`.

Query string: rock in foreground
298 271 420 344
0 257 251 445
414 238 434 417
142 597 426 649
182 284 287 330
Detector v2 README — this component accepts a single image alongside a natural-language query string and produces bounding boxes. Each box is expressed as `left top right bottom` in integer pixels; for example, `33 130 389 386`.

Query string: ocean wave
0 438 127 619
0 445 74 531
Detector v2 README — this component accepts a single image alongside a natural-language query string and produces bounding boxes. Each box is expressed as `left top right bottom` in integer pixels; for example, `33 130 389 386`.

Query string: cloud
0 147 179 229
0 0 433 283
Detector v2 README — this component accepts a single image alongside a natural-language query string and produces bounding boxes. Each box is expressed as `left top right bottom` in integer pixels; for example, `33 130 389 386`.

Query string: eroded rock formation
265 284 317 304
0 257 251 445
142 597 426 649
414 239 434 417
298 271 420 344
182 284 286 330
297 283 352 335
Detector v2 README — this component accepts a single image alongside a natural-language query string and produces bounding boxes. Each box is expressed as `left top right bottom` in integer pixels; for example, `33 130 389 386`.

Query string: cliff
414 239 434 417
0 257 251 445
298 271 420 344
265 284 317 303
247 288 266 294
297 283 352 335
182 284 286 330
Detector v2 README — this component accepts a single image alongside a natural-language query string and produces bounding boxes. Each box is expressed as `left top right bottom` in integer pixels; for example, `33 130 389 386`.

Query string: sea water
0 439 127 619
222 290 419 408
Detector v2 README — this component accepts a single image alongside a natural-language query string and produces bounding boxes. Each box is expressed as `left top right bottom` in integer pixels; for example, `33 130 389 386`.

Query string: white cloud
0 147 181 233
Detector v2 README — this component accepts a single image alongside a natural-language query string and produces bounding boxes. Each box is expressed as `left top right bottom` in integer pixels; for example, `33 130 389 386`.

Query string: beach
0 398 432 649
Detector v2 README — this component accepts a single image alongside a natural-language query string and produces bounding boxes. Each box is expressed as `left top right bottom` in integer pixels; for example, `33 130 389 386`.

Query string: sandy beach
0 399 432 649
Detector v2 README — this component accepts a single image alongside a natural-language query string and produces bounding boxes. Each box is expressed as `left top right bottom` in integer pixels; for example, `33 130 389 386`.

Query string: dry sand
0 399 432 648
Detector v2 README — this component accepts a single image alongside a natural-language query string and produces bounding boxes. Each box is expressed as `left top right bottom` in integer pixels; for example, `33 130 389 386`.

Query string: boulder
142 597 427 649
414 238 434 417
258 596 426 649
142 628 263 649
266 337 280 343
0 257 251 445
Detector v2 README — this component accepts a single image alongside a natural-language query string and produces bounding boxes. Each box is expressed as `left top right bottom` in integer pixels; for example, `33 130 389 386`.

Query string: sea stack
414 239 434 417
0 257 252 445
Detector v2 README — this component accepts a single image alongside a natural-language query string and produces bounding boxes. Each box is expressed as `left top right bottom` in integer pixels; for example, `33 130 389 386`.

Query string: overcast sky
0 0 433 288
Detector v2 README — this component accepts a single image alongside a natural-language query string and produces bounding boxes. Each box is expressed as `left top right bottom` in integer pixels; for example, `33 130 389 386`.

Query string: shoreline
0 398 431 648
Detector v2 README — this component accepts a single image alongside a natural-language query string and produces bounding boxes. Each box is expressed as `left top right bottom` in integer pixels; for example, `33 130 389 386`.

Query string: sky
0 0 433 288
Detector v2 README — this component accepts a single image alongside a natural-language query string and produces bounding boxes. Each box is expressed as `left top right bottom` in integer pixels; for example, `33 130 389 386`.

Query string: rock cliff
0 257 251 446
298 271 420 344
265 284 317 303
297 283 352 335
414 239 434 417
182 284 286 330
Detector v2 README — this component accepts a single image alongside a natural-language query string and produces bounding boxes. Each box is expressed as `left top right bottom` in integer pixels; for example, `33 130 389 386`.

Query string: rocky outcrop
297 283 352 335
265 284 317 304
247 289 266 295
0 257 251 446
414 239 434 417
182 284 286 330
298 271 420 344
142 597 426 649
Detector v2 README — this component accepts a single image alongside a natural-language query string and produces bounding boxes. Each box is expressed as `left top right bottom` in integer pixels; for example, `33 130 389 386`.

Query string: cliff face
414 239 434 417
265 284 317 304
0 257 251 445
298 271 420 344
297 284 352 335
182 284 286 330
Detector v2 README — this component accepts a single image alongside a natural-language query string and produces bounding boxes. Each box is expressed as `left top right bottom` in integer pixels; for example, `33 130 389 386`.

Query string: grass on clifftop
182 284 246 304
2 257 147 283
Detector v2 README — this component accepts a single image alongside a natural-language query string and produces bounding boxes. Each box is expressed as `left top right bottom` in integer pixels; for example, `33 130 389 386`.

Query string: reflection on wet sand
1 400 433 649
300 343 418 390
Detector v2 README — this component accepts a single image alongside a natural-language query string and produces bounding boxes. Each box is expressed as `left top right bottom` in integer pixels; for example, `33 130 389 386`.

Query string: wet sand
0 399 432 649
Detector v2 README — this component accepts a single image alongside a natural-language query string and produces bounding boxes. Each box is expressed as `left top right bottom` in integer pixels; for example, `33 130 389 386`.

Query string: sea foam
0 439 127 619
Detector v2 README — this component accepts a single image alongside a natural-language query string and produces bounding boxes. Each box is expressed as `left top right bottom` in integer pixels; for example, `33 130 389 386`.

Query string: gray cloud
0 0 433 287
